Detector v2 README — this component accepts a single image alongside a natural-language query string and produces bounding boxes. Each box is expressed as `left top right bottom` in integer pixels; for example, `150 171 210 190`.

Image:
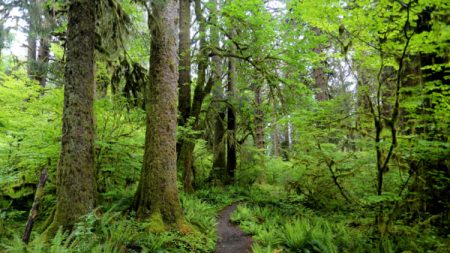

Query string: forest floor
215 203 252 253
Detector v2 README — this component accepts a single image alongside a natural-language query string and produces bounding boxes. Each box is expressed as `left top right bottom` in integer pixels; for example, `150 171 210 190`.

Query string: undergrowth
0 191 222 253
228 182 449 253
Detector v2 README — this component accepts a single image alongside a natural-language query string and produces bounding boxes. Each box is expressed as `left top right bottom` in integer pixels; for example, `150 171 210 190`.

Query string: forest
0 0 449 252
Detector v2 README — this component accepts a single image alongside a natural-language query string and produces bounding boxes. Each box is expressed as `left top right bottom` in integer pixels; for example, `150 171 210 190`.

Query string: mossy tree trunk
312 55 329 101
37 36 49 87
281 125 290 161
312 28 329 101
133 0 184 227
253 84 265 150
26 0 38 79
36 7 52 87
27 0 51 85
178 0 192 126
209 0 227 183
226 31 237 184
0 23 5 58
45 0 97 235
407 9 450 221
271 102 280 157
211 110 226 181
177 0 214 192
176 0 193 185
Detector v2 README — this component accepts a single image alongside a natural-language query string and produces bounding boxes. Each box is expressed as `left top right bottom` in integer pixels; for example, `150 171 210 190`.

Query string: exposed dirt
215 203 252 253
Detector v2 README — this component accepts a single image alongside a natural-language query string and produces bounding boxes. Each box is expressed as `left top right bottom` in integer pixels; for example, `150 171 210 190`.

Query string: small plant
254 228 282 247
283 219 312 250
252 244 281 253
230 204 254 224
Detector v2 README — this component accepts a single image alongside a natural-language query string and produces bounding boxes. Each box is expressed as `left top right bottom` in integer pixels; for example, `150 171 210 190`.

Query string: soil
215 203 252 253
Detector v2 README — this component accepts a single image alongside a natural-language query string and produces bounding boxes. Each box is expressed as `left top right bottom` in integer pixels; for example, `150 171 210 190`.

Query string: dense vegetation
0 0 449 252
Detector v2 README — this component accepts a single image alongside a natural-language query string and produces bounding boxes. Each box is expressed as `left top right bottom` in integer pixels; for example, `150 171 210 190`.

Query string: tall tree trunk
281 125 289 161
37 36 50 87
226 32 237 183
28 0 51 86
0 22 5 59
44 0 97 236
312 63 329 101
36 5 52 87
253 84 265 149
407 9 450 221
312 28 329 101
271 102 280 156
178 0 191 126
211 111 226 180
133 0 184 228
355 64 372 145
209 0 227 183
177 0 214 192
190 0 208 122
27 0 38 79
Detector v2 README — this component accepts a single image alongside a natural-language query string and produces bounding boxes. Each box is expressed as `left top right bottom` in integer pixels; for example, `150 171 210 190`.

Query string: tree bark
312 28 329 101
312 61 329 101
44 0 97 236
0 22 4 58
36 4 53 88
178 0 191 126
209 0 227 183
27 0 38 79
281 125 289 161
133 0 184 227
253 84 265 149
271 102 280 157
226 30 237 183
212 111 226 180
37 36 50 87
179 142 195 193
177 0 214 192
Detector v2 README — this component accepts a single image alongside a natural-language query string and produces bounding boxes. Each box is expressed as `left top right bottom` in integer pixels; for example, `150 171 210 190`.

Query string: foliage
1 193 218 253
0 0 449 252
230 182 448 253
0 69 146 220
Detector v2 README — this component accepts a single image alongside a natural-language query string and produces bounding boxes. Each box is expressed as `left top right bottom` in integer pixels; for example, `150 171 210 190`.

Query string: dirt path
215 203 252 253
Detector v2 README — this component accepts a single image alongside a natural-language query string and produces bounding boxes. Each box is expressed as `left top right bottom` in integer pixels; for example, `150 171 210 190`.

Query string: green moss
0 220 5 236
176 218 195 235
145 211 166 233
41 222 60 242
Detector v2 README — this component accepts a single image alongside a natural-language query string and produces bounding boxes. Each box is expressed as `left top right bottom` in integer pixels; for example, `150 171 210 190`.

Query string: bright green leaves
0 71 62 211
0 71 62 172
289 0 343 35
0 68 146 207
221 0 279 59
94 97 145 193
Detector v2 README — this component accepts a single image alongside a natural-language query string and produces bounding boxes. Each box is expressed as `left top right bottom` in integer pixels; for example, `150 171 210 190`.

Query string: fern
283 219 311 250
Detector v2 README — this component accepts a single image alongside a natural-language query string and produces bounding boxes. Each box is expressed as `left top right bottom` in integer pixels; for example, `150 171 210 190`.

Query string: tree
0 3 14 59
253 82 265 150
35 2 53 87
44 0 97 235
226 30 237 183
311 28 329 101
209 0 227 183
23 0 53 86
177 0 214 192
178 0 191 126
133 0 185 228
26 0 38 79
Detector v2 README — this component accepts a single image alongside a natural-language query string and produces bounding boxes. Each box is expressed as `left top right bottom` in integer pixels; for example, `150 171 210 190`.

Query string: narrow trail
215 203 252 253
